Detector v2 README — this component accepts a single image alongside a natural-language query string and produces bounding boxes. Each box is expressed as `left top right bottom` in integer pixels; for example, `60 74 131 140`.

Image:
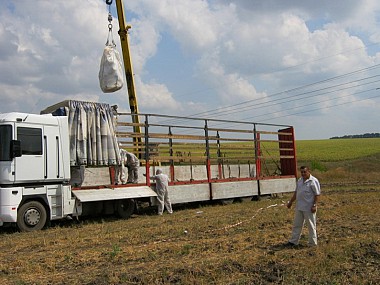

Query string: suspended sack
99 11 124 93
99 43 124 93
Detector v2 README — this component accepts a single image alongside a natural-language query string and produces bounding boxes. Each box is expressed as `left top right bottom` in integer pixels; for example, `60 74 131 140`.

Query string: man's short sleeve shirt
295 174 321 212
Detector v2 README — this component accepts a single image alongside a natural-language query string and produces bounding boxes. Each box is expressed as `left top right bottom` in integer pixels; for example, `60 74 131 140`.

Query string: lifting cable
105 0 116 47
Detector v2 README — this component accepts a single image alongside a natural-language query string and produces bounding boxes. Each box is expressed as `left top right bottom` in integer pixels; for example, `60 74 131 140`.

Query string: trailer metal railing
116 113 297 186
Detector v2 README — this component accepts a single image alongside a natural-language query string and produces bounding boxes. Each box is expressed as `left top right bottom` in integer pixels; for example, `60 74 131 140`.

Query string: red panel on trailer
278 127 297 176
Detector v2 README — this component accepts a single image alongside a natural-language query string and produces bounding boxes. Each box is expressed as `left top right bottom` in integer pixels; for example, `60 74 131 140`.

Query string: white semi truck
0 100 297 232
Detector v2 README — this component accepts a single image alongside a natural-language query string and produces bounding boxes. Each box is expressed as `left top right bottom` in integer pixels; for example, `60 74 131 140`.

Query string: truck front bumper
0 187 22 225
0 205 18 225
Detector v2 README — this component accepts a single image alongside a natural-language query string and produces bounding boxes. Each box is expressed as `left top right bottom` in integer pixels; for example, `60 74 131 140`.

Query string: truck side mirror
11 140 22 158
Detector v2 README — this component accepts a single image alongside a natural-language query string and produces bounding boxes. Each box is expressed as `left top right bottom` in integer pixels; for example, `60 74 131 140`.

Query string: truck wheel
116 199 135 219
17 201 47 232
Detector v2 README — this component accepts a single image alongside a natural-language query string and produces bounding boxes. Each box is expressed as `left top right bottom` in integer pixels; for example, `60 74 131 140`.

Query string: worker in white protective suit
144 169 173 215
125 151 140 183
115 145 128 185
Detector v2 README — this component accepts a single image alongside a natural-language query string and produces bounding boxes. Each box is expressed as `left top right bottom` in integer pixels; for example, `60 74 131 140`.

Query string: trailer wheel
17 201 47 232
116 199 135 219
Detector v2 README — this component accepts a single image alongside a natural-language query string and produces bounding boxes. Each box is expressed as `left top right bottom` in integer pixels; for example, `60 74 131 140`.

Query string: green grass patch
157 138 380 163
296 138 380 162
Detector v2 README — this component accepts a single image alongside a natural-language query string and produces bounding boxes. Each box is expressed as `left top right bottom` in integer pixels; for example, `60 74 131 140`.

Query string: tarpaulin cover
41 100 120 166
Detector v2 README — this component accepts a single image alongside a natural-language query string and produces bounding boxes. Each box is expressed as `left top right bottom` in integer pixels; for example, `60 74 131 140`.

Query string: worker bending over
125 151 139 183
116 145 139 184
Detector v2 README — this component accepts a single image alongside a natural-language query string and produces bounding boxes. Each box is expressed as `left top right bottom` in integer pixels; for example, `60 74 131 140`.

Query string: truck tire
116 199 135 219
17 201 47 232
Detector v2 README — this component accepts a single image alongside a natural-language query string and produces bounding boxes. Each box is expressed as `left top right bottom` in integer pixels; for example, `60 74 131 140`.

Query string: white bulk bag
99 45 124 93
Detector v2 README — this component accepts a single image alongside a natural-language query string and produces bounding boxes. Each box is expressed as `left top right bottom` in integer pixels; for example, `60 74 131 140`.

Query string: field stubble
0 185 379 285
1 139 380 284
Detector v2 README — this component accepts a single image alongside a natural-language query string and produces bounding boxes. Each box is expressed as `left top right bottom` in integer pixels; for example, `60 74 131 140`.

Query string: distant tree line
330 133 380 139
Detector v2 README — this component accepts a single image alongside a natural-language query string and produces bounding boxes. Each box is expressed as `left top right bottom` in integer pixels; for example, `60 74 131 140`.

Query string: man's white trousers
289 209 317 246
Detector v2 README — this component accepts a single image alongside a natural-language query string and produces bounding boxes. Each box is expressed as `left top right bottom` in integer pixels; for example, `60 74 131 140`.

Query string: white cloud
128 18 161 75
197 49 263 103
135 77 181 112
0 0 108 95
0 0 380 139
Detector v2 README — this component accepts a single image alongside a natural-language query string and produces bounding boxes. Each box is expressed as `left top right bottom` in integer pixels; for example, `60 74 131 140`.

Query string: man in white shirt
286 166 321 247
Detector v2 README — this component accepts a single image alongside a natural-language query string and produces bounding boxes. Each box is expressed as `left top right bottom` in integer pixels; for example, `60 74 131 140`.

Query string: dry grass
1 184 379 285
1 140 380 284
303 152 380 184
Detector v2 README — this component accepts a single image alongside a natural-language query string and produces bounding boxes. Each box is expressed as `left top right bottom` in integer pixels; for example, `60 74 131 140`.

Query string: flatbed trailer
77 111 297 205
0 100 297 231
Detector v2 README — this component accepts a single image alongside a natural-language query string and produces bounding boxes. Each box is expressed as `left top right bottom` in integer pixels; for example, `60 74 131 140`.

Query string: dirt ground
0 184 379 285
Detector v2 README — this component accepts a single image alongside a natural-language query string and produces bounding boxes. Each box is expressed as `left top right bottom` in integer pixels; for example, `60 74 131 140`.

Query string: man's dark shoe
283 242 297 247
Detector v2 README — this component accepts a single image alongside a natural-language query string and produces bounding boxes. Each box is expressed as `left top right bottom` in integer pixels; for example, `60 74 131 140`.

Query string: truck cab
0 113 75 231
0 113 71 184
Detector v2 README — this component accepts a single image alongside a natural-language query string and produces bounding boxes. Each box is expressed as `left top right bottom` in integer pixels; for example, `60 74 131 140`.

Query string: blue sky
0 0 380 139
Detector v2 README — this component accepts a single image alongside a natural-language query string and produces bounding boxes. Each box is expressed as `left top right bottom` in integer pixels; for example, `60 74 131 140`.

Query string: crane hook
105 0 112 5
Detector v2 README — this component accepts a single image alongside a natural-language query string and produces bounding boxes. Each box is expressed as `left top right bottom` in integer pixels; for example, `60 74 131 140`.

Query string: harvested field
1 138 379 284
0 184 379 284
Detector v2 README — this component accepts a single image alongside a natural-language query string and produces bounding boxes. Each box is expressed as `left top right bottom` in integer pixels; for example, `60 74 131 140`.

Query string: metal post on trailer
109 165 116 185
168 126 175 182
253 124 261 178
189 152 194 181
204 120 211 184
216 131 223 179
222 153 226 179
144 115 151 186
253 124 262 197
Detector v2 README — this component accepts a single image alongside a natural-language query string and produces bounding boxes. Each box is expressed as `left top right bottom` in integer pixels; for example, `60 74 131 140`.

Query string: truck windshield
0 125 12 161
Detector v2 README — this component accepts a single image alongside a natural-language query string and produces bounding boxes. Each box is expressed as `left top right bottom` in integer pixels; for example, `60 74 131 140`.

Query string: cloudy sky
1 0 380 139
